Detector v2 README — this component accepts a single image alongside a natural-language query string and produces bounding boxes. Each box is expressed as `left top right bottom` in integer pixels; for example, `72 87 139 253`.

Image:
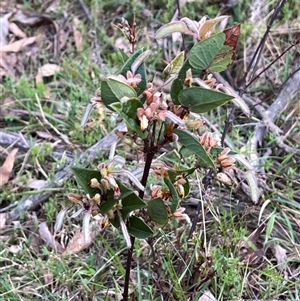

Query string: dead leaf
274 244 287 271
9 22 27 38
27 179 47 190
198 290 217 301
36 63 61 83
0 35 41 53
43 272 54 285
38 222 64 253
0 213 7 230
8 245 22 254
0 11 13 47
0 148 18 186
11 10 53 27
62 217 106 256
0 52 17 76
62 229 92 256
72 16 83 52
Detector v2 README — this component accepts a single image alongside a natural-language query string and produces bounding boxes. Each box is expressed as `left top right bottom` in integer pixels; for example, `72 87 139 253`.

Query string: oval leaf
110 98 147 139
119 49 147 96
198 16 229 39
209 45 234 72
170 62 191 104
101 78 136 109
155 21 189 39
164 176 180 213
128 216 154 239
147 198 168 224
119 49 143 74
131 50 151 75
178 87 233 113
99 193 118 214
188 32 225 70
71 167 102 196
121 193 147 219
163 51 185 81
173 129 215 168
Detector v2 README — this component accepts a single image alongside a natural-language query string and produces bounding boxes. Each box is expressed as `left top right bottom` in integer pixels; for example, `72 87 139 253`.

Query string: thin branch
246 39 300 88
240 0 286 90
77 0 107 75
221 0 287 146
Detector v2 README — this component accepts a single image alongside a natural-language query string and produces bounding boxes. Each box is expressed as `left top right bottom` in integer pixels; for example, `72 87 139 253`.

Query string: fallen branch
4 122 126 222
214 54 300 169
0 130 74 163
248 54 300 167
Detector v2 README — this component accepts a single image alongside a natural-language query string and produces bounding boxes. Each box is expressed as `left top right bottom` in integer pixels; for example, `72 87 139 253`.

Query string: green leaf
119 49 129 62
188 32 225 70
119 49 143 75
109 214 120 228
265 212 276 241
81 103 95 127
110 98 147 139
121 194 147 219
170 59 193 104
178 87 234 113
155 21 190 39
119 49 147 96
131 50 150 75
170 34 227 104
147 198 168 224
164 176 180 213
173 129 215 168
71 167 102 196
128 216 154 239
209 45 234 72
101 78 137 109
98 192 118 214
99 181 134 215
178 145 194 158
163 51 185 81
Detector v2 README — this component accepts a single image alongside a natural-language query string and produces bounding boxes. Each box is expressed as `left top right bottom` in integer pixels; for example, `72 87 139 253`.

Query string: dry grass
0 0 300 300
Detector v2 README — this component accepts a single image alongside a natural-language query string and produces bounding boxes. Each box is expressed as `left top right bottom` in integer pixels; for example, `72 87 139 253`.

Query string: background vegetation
0 0 299 300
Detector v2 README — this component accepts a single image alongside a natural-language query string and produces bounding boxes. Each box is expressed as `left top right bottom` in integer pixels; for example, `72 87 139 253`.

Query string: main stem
122 150 155 301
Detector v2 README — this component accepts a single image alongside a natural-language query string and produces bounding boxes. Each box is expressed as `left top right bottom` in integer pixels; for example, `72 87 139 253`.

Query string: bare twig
246 39 300 88
35 94 71 145
215 53 300 170
0 130 74 162
92 31 108 75
221 0 287 146
240 0 287 90
77 0 107 75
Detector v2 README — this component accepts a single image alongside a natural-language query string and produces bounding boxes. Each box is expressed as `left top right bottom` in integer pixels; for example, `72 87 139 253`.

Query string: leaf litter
0 1 299 300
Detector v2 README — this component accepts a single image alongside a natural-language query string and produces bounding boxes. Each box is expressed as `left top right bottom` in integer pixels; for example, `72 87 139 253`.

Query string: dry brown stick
4 122 126 222
247 54 300 165
0 130 74 162
214 63 300 161
0 108 65 121
77 0 107 75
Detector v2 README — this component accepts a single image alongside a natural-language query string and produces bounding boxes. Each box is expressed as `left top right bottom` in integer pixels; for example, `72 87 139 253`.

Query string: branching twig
77 0 107 75
240 0 287 90
35 94 71 145
221 0 287 146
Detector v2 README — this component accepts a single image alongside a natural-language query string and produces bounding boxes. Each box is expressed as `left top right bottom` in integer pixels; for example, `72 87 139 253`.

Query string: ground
0 0 300 300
